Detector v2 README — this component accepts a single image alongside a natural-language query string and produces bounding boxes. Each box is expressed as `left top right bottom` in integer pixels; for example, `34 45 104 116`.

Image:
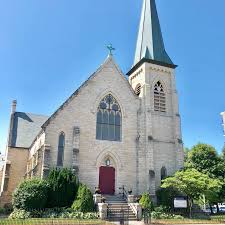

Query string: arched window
135 83 141 96
161 167 167 180
96 94 121 141
57 132 65 167
154 81 166 112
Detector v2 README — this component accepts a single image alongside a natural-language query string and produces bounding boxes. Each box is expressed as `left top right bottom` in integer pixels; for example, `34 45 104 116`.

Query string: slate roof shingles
10 112 48 148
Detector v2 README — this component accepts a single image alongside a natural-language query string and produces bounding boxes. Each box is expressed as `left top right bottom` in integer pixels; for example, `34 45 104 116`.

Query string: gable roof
9 112 48 148
42 55 138 129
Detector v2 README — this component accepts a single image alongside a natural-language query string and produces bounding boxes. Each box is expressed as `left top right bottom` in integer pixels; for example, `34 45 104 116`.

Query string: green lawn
151 217 225 224
0 218 107 225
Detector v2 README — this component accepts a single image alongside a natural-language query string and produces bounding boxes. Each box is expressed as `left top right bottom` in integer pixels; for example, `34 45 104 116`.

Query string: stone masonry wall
44 57 140 194
0 147 29 207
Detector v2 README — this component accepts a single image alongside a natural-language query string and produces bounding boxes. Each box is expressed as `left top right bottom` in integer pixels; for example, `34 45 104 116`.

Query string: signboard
174 197 188 209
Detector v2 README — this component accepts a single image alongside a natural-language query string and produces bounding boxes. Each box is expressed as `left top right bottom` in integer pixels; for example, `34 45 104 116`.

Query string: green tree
221 144 225 160
185 143 225 206
162 169 222 217
47 168 78 208
139 193 154 211
72 184 94 212
156 187 181 209
184 147 190 163
12 179 49 210
185 143 225 179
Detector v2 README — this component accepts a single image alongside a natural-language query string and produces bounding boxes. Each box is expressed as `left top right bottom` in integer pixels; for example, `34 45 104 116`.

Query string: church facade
0 0 184 206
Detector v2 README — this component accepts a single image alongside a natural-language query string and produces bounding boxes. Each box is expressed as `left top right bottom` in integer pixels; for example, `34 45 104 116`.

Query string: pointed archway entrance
99 166 115 195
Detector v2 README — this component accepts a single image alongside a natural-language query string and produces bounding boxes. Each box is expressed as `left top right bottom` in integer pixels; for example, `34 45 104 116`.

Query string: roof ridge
14 111 49 118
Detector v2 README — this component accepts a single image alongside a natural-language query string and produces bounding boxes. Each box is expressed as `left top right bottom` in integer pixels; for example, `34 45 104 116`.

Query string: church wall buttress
129 62 184 194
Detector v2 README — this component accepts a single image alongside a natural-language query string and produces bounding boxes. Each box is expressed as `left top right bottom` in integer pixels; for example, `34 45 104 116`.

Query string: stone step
103 195 138 221
107 203 127 205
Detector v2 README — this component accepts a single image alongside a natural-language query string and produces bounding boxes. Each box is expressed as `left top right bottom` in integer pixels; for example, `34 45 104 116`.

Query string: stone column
128 195 135 203
93 194 102 204
41 144 51 179
98 203 108 220
136 203 142 221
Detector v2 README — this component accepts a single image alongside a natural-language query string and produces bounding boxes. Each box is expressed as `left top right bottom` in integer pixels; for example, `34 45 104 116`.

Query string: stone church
0 0 184 206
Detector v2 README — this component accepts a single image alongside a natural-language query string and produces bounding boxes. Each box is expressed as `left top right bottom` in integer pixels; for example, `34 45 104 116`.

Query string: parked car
203 206 217 214
219 206 225 212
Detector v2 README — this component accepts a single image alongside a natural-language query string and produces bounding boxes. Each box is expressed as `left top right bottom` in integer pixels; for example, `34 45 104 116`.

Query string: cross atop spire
107 44 115 56
134 0 174 66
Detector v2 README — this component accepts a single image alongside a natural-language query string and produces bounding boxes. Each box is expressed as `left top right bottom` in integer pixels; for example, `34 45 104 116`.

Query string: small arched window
96 94 122 141
154 81 166 112
57 132 65 167
161 167 167 180
135 83 141 96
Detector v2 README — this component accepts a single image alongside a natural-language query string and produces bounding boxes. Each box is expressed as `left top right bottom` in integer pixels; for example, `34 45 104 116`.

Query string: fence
0 219 111 225
107 206 130 224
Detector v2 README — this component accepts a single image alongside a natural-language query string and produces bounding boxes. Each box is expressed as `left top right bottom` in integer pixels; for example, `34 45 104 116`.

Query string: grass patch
0 218 105 225
151 218 225 224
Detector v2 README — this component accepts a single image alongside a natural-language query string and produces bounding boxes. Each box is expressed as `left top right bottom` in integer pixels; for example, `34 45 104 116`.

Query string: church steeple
134 0 174 66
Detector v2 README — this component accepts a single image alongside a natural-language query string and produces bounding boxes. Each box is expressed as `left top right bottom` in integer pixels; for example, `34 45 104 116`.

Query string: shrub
59 211 99 219
71 184 94 212
3 203 13 214
151 211 184 220
156 187 180 208
9 208 99 219
0 207 6 214
12 179 49 210
9 209 31 219
139 193 154 211
46 168 78 208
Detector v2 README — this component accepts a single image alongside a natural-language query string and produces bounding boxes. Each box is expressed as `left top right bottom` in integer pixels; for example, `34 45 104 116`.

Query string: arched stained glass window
154 81 166 112
161 166 167 180
96 94 121 141
57 132 65 167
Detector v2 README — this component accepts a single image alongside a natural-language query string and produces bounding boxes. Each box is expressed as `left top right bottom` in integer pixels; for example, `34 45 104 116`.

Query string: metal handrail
119 185 128 201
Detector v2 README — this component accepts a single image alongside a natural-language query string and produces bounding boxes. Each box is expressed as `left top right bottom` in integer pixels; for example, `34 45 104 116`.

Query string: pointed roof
42 55 138 128
133 0 174 66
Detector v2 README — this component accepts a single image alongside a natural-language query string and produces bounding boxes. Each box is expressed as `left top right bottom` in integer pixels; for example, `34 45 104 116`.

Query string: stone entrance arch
96 151 121 195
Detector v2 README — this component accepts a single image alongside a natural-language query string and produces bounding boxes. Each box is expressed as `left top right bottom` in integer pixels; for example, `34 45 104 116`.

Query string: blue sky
0 0 225 154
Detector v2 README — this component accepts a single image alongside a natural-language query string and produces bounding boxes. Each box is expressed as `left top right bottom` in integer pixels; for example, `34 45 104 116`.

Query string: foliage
185 143 225 203
46 168 78 208
156 187 181 208
9 209 32 219
221 144 225 160
12 179 49 210
151 207 183 220
185 143 225 179
42 208 98 219
184 147 190 162
139 192 154 211
161 169 222 217
0 207 6 214
151 211 184 220
3 203 13 214
71 184 94 213
8 208 99 219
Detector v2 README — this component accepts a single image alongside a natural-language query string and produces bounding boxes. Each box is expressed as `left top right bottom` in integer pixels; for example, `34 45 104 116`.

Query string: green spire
134 0 174 66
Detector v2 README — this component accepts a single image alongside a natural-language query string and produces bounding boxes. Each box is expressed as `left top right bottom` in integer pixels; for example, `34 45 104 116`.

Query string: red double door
99 166 115 195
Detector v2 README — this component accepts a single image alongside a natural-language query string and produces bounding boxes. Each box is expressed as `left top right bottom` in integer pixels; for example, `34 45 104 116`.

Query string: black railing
107 206 130 224
119 185 128 201
143 209 151 224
